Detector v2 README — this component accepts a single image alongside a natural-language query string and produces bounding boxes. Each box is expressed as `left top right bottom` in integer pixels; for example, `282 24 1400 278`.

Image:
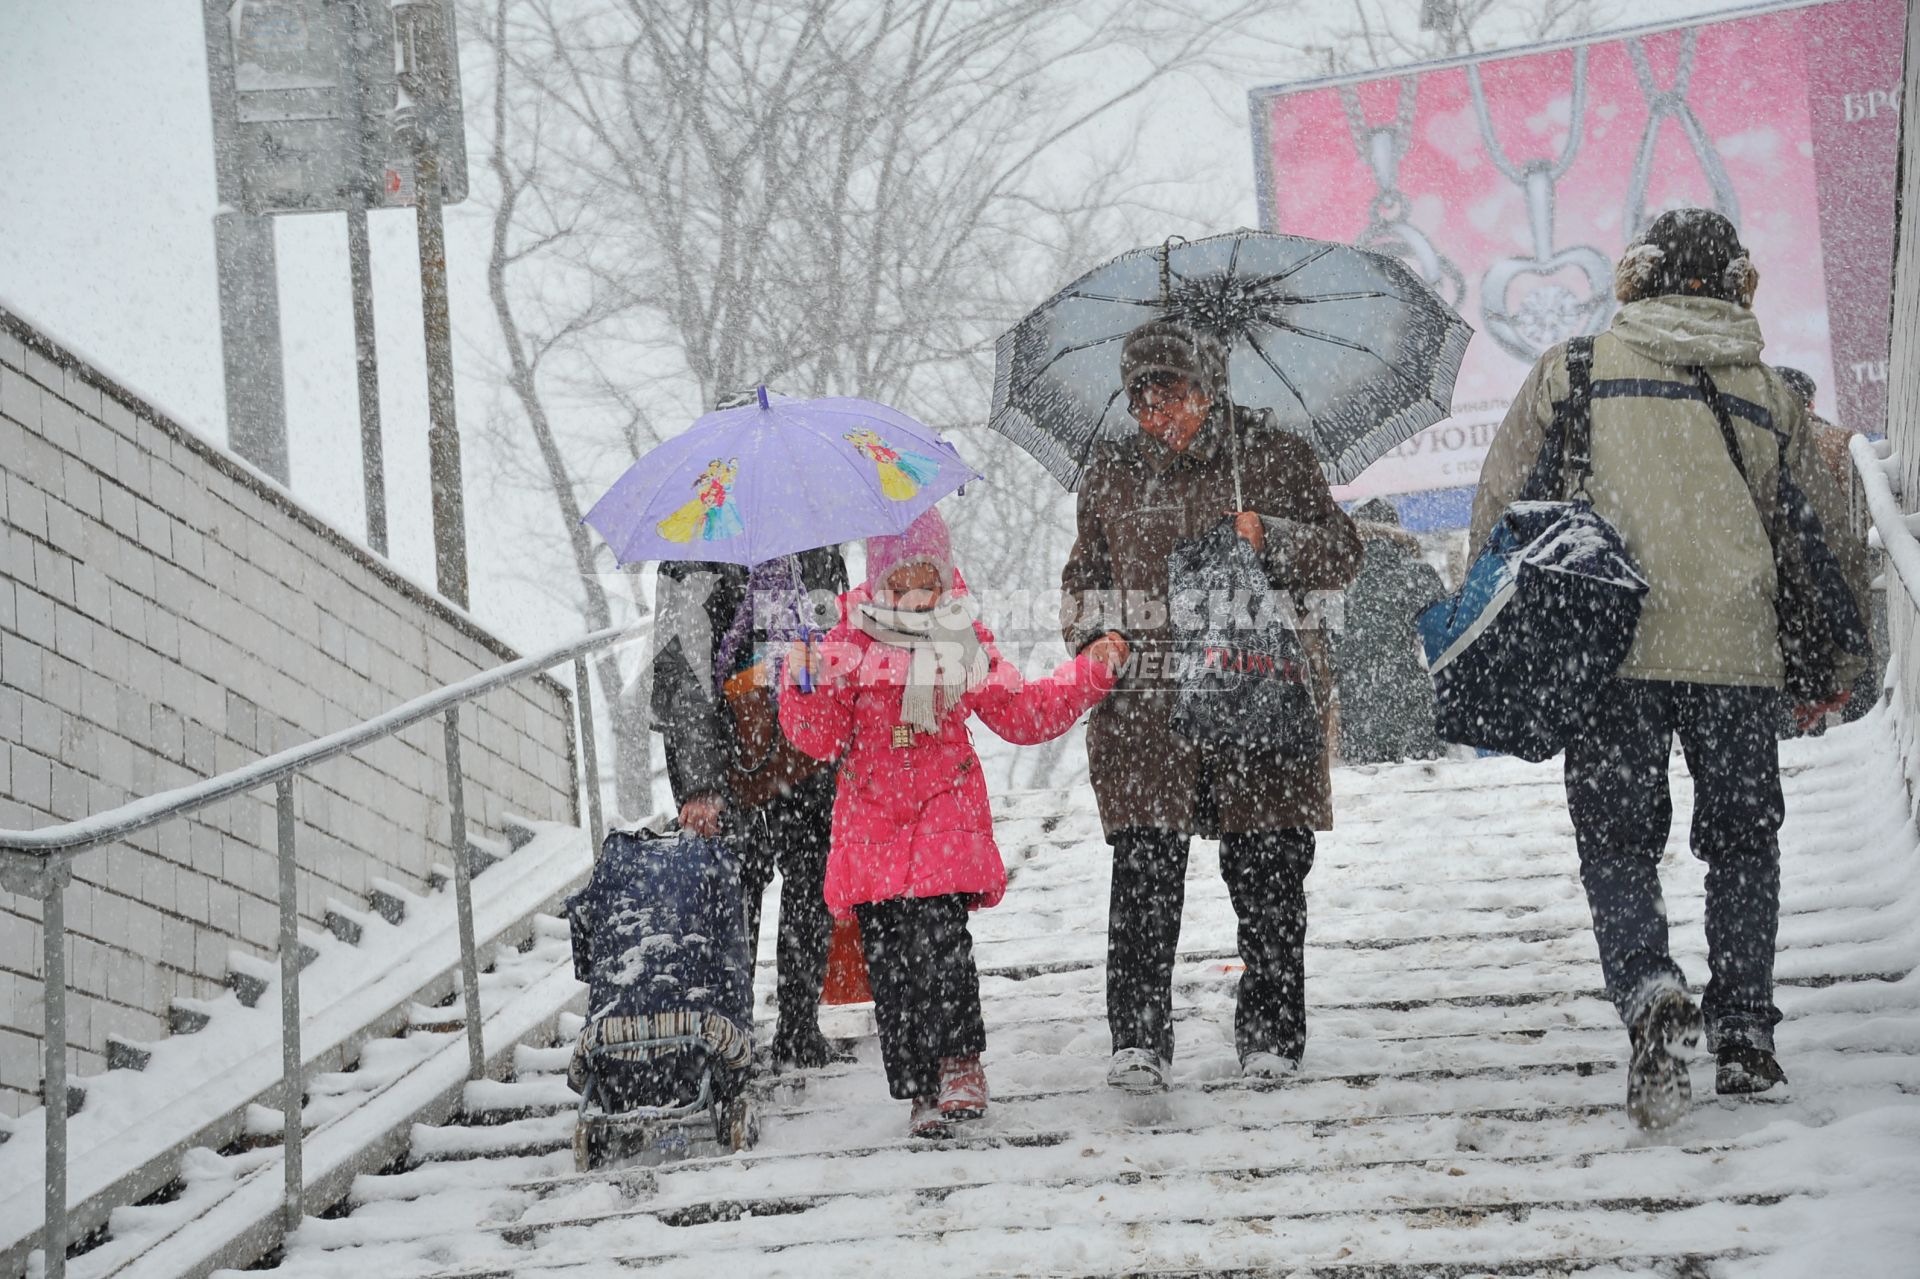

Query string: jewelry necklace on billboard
1622 32 1739 237
1340 80 1467 307
1469 48 1614 362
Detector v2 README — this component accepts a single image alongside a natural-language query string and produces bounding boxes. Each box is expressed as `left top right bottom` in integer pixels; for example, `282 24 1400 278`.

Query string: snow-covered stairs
248 709 1920 1277
6 822 597 1279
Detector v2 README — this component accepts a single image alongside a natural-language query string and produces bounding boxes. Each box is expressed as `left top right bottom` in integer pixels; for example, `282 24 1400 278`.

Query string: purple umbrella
584 388 981 567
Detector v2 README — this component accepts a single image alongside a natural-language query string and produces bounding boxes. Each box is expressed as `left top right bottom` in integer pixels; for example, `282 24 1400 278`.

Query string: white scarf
856 597 990 735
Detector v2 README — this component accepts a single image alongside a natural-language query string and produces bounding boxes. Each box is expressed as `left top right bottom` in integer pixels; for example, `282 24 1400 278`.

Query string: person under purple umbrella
598 387 983 1070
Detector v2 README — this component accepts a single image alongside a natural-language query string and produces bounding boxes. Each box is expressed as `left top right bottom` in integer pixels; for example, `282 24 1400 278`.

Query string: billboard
1250 0 1903 522
219 0 469 215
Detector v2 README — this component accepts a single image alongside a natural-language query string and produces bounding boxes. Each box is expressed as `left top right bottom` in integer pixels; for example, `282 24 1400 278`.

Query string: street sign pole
340 0 389 555
396 0 469 608
207 0 467 582
203 0 292 484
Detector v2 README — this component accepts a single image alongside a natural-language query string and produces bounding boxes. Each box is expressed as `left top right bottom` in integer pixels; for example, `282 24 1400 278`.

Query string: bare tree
1311 0 1612 72
464 0 1294 806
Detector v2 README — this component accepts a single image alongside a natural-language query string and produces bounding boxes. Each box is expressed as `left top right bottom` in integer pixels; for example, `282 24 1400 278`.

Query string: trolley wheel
714 1095 757 1152
573 1120 594 1173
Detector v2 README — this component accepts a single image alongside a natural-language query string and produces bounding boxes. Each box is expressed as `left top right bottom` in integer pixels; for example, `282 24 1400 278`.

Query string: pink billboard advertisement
1251 0 1904 517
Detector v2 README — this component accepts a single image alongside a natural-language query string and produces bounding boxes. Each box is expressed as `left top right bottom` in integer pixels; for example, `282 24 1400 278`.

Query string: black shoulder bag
1691 367 1871 703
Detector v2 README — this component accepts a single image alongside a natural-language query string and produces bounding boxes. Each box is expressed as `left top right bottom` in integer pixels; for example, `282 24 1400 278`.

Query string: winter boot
1625 988 1703 1131
938 1054 989 1122
1106 1047 1168 1094
1241 1051 1300 1081
908 1095 948 1139
772 1025 857 1069
1716 1044 1788 1096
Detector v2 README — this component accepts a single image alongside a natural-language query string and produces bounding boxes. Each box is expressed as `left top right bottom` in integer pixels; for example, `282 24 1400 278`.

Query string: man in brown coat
1061 319 1362 1091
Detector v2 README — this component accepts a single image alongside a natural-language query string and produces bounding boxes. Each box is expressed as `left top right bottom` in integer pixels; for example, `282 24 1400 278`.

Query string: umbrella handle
797 627 815 694
1228 412 1245 514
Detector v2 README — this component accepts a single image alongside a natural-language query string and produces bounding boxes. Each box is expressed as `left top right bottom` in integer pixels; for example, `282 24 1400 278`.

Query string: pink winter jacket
778 585 1116 918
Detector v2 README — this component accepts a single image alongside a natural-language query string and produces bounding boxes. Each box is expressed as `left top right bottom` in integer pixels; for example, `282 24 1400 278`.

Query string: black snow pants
734 770 836 1046
1107 826 1316 1065
852 894 988 1100
1564 678 1785 1053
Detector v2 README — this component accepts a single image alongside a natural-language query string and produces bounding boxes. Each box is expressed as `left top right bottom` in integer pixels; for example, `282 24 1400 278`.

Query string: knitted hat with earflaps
1614 208 1759 307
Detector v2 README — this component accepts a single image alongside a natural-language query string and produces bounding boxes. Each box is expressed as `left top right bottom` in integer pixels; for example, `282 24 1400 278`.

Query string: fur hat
1774 366 1817 407
1614 209 1759 307
1120 319 1230 400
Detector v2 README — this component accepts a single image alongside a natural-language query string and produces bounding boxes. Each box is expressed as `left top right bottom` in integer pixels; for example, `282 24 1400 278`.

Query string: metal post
397 1 469 607
276 778 304 1233
203 0 290 483
416 134 467 606
443 708 486 1079
41 865 68 1279
212 212 293 484
346 206 388 554
341 0 389 554
573 656 605 859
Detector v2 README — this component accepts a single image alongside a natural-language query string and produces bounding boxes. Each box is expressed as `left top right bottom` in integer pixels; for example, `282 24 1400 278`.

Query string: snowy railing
1853 435 1919 607
1852 434 1920 805
0 623 647 1279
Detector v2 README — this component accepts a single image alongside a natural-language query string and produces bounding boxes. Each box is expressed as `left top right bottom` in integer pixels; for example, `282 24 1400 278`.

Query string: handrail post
41 861 70 1279
443 708 486 1080
573 655 605 859
275 777 304 1233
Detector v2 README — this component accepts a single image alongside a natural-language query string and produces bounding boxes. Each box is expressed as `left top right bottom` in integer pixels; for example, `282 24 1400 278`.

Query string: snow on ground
240 706 1920 1277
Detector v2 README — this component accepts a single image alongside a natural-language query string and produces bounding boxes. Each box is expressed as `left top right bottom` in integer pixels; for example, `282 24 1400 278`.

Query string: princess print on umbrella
844 429 942 500
656 457 747 544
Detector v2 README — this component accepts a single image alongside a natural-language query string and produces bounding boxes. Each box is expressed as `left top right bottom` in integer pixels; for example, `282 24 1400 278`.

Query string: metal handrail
1852 433 1920 609
9 620 650 1278
0 625 641 859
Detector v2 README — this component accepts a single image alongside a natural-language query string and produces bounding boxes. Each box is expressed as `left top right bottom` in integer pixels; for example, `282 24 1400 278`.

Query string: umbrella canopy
584 390 980 566
989 230 1472 490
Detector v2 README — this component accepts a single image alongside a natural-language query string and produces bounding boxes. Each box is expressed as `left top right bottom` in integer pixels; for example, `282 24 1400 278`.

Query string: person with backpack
651 537 852 1070
1469 209 1870 1129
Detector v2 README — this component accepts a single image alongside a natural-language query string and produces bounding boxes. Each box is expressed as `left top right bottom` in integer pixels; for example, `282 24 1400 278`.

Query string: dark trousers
852 895 988 1099
735 775 836 1041
1107 826 1315 1064
1565 679 1785 1052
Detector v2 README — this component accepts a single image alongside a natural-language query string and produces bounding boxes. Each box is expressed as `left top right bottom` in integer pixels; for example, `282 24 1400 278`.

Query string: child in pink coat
780 509 1127 1137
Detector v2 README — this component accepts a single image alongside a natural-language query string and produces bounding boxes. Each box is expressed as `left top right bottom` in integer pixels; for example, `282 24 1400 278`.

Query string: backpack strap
1560 335 1597 498
1690 365 1766 517
1523 336 1597 501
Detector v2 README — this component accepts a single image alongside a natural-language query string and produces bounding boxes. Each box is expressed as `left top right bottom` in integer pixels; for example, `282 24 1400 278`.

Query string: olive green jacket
1470 297 1868 690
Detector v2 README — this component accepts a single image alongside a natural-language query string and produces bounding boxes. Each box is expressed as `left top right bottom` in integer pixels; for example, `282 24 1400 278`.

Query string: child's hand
1085 631 1129 675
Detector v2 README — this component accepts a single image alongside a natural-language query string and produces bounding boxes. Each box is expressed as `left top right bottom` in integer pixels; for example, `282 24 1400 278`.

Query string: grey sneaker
1106 1047 1168 1093
1626 988 1703 1131
1716 1044 1788 1096
1241 1051 1300 1081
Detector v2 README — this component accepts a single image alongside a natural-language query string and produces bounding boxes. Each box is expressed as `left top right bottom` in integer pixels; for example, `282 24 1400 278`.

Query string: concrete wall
1882 0 1920 791
0 307 580 1117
